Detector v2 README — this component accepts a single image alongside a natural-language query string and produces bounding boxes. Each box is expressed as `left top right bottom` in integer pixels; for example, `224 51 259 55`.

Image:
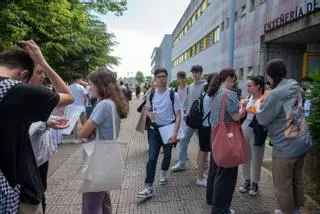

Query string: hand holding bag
79 103 125 193
211 92 249 168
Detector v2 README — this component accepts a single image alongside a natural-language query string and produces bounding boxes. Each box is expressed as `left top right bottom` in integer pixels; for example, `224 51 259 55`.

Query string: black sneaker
249 182 259 196
239 179 250 193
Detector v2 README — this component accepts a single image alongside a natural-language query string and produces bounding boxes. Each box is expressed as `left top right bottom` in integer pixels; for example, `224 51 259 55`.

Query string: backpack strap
0 79 21 103
149 88 156 109
169 89 176 118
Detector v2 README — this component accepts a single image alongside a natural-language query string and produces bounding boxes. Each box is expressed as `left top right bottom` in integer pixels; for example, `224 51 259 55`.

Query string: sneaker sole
239 188 249 193
249 191 258 196
137 194 153 199
159 181 168 185
171 168 185 172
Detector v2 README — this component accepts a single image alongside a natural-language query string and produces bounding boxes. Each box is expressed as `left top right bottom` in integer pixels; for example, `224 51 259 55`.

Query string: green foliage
0 0 127 81
171 77 193 88
306 71 320 153
145 76 153 84
135 71 145 84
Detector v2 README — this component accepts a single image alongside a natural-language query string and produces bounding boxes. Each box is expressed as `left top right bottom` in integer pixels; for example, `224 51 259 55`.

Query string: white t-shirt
69 83 87 111
146 88 181 126
246 97 258 121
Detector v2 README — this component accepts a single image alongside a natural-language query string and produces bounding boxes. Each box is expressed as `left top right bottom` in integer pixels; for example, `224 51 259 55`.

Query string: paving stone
46 99 282 214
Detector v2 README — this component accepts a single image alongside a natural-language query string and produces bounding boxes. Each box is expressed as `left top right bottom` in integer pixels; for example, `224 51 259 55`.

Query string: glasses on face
178 76 185 79
156 75 167 80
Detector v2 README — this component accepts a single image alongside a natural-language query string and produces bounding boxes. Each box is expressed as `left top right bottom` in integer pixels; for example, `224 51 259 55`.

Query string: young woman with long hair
239 75 265 196
79 68 129 214
206 68 245 214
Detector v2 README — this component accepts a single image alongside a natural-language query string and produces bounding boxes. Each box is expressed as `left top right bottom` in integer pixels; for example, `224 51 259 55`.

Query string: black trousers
39 161 49 213
206 155 238 214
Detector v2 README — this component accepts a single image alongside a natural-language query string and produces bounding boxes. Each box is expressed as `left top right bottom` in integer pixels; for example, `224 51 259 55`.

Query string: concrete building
171 0 320 96
151 34 173 82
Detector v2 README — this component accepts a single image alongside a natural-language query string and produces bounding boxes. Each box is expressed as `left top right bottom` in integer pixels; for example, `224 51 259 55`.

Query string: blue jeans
145 123 173 185
177 126 198 167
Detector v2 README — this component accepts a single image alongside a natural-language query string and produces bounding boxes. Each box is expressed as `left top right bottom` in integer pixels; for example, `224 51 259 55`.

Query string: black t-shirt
0 77 60 204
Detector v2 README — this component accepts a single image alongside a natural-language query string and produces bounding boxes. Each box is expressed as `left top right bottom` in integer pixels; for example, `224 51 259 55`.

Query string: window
226 17 229 28
247 66 254 76
214 27 220 43
195 42 201 54
221 21 225 31
238 68 244 80
250 0 255 11
207 31 214 47
241 4 247 17
199 38 205 51
235 11 238 22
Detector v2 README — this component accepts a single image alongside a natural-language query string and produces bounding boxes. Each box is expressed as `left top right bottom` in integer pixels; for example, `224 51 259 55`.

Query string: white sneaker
137 186 153 199
196 179 207 187
72 139 83 144
224 208 235 214
171 164 185 172
159 171 168 185
274 209 284 214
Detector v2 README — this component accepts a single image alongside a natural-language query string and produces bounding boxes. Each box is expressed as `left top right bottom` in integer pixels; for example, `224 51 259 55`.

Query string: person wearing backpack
137 68 181 199
0 40 74 213
171 65 206 172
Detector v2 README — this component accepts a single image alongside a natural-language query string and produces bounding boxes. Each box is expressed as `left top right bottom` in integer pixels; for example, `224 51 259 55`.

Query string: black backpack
186 93 210 129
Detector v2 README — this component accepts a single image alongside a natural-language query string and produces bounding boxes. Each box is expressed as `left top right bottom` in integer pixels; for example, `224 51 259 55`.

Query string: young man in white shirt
68 73 87 142
137 68 181 199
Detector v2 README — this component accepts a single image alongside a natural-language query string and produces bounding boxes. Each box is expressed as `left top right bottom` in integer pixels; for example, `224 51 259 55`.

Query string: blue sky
99 0 190 78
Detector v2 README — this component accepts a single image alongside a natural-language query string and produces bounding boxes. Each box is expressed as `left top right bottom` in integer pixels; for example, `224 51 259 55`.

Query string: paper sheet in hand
158 123 184 144
62 105 84 135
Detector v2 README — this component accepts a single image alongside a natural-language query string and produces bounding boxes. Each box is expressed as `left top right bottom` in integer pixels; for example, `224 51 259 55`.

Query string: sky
99 0 190 78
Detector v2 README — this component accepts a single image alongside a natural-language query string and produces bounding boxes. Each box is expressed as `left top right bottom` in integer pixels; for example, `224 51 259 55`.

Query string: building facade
151 34 173 82
171 0 320 96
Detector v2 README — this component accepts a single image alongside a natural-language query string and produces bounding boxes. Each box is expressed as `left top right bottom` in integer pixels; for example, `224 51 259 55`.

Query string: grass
262 159 320 212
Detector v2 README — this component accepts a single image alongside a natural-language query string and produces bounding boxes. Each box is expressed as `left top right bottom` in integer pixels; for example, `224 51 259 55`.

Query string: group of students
137 60 312 214
0 41 129 214
0 40 312 214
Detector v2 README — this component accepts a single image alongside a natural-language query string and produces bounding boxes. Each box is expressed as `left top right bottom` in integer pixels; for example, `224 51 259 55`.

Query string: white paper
62 105 84 135
158 123 184 144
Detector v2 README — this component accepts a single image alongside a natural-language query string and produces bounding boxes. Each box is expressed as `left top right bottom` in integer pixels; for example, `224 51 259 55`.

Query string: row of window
220 0 266 32
172 27 220 67
173 0 211 47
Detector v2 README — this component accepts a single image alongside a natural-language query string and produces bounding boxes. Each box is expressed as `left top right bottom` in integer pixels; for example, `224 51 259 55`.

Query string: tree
145 76 153 84
0 0 127 81
135 71 145 85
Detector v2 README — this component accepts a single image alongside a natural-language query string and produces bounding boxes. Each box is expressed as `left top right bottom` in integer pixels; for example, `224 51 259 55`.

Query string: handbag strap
219 91 227 123
95 100 117 141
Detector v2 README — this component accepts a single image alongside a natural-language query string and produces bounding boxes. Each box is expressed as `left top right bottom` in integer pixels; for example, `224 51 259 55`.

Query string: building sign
264 0 320 32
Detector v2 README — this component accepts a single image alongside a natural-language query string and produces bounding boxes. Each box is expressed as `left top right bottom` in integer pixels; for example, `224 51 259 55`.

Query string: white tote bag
79 103 124 193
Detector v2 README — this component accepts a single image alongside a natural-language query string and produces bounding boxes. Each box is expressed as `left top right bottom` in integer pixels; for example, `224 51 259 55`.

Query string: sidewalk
46 99 281 214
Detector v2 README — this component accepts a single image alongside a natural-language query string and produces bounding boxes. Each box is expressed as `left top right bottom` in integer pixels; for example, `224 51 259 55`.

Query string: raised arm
21 40 74 107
